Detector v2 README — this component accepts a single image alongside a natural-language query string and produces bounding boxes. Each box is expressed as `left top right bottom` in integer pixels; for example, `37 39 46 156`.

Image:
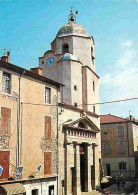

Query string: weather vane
68 6 78 23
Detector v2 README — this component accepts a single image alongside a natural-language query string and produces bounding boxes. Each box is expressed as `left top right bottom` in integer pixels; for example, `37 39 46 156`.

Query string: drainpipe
16 75 21 167
126 122 131 178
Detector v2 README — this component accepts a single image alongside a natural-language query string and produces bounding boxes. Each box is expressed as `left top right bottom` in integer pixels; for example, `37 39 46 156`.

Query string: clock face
46 57 55 66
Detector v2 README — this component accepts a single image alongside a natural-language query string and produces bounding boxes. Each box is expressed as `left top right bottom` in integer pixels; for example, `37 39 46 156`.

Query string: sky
0 0 138 119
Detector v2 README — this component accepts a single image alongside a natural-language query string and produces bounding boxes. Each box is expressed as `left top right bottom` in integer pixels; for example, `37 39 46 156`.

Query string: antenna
0 48 11 56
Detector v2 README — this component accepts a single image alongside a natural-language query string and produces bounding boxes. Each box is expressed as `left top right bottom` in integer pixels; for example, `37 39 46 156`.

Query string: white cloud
100 40 138 102
122 40 132 47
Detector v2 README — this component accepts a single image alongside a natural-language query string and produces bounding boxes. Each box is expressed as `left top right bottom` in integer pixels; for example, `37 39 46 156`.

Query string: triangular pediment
63 116 100 133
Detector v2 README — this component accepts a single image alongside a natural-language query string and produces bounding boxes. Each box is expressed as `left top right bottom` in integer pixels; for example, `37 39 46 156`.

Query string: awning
0 183 26 195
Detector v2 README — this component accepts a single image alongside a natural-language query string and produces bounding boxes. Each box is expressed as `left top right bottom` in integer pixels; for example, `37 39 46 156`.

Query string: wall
23 178 57 195
102 157 135 178
101 122 134 158
0 66 59 181
101 122 136 178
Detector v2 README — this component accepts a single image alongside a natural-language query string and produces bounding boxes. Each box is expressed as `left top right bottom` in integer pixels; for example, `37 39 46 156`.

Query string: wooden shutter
44 152 51 175
45 116 51 140
0 151 10 180
1 107 11 136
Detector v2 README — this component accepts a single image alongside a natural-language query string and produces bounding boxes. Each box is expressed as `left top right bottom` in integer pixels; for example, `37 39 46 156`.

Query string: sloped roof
100 114 130 124
0 60 64 87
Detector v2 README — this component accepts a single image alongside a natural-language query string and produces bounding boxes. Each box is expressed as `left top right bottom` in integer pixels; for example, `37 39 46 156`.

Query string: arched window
118 127 124 137
78 122 86 129
62 43 69 54
91 47 94 64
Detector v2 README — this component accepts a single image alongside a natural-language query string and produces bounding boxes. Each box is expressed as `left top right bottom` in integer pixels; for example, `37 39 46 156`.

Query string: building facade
39 9 101 195
100 114 138 179
0 58 63 195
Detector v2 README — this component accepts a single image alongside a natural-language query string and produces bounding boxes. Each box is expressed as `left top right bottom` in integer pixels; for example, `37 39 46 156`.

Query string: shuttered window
118 142 125 154
104 143 111 154
0 151 10 180
2 72 11 94
44 152 51 175
118 127 124 137
45 116 51 140
1 107 11 136
45 87 51 104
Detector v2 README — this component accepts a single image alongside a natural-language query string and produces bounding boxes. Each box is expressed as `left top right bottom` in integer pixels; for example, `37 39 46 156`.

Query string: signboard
36 163 42 175
16 167 23 179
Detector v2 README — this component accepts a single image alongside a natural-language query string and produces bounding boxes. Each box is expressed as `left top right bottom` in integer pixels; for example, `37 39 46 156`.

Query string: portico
63 116 99 195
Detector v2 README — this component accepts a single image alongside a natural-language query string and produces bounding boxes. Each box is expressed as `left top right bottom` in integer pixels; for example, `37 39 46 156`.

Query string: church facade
39 9 101 195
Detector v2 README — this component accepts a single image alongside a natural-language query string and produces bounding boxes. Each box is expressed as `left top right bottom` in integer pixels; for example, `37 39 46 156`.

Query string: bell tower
39 8 99 115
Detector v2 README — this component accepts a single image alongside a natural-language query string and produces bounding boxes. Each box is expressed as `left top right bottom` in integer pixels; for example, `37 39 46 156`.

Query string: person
116 177 120 190
122 178 126 190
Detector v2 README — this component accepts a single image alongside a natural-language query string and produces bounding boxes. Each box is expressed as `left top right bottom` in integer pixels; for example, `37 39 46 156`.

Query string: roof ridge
100 114 128 121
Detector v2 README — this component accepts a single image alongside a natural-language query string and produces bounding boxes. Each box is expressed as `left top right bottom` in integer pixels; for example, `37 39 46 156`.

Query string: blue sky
0 0 138 119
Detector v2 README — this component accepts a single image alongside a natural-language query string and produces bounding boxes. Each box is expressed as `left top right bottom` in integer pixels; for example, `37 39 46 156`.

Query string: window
62 43 69 53
104 143 111 154
42 61 44 64
74 103 77 107
45 116 51 140
91 47 94 64
93 106 95 113
118 142 125 154
93 81 95 91
2 72 11 94
0 151 10 180
49 185 54 195
45 87 51 104
32 189 38 195
104 132 108 135
74 85 77 91
78 122 86 129
119 162 126 170
118 127 124 137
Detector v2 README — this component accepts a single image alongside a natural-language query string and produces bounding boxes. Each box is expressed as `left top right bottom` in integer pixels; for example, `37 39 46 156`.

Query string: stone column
74 143 81 195
84 143 88 192
88 145 93 192
65 143 72 195
91 143 98 190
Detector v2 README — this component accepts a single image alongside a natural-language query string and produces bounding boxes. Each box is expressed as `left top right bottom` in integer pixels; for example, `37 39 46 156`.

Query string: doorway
106 164 111 176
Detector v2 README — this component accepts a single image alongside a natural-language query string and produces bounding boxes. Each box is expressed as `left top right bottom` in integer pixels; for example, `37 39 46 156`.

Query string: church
39 8 101 195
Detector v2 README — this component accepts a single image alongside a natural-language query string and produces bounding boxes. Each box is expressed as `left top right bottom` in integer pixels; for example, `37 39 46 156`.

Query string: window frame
62 43 69 54
104 143 111 155
74 85 77 91
93 81 95 91
2 71 11 94
118 142 125 154
119 162 126 171
93 106 95 114
118 126 124 137
45 87 51 104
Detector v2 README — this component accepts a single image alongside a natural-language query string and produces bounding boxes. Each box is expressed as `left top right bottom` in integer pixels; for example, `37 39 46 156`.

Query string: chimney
1 56 9 63
1 51 10 63
30 67 42 76
129 115 133 121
